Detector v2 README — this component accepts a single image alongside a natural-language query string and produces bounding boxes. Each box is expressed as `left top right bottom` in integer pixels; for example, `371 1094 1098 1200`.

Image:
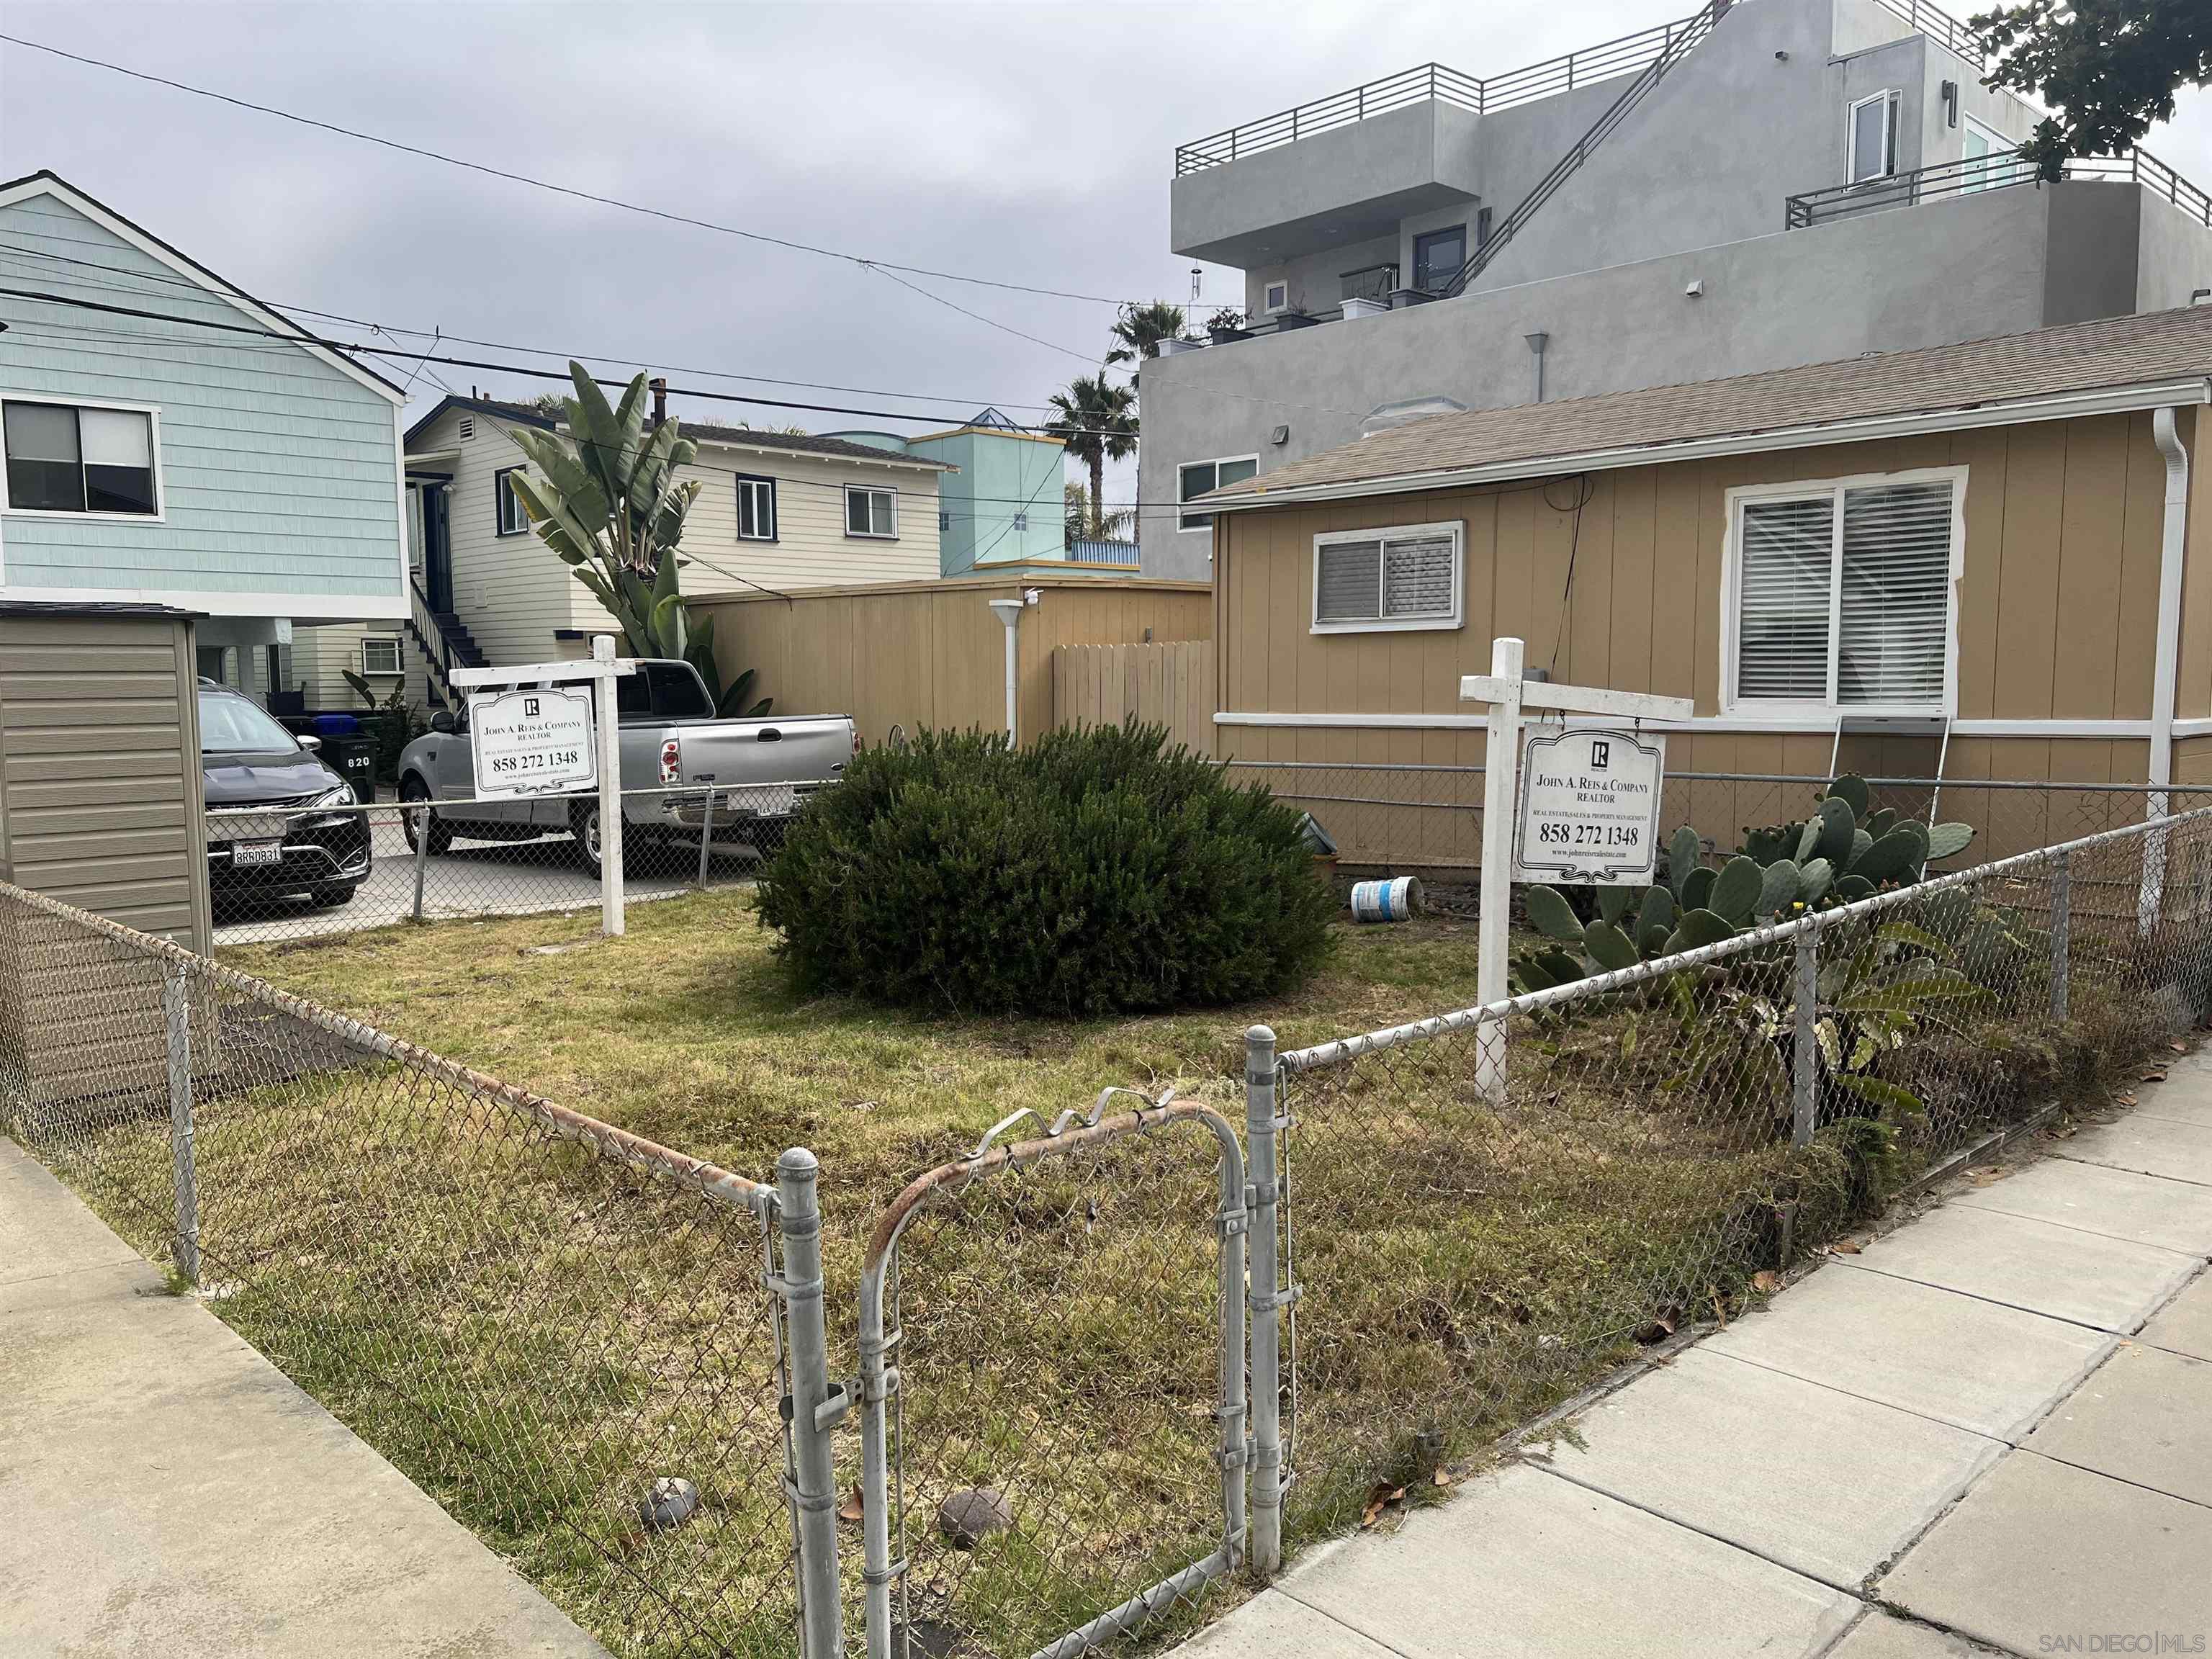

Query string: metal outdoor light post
987 595 1026 742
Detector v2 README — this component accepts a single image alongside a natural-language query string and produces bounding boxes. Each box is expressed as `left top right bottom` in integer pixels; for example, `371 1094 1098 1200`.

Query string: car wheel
310 886 355 909
572 801 647 880
400 777 451 855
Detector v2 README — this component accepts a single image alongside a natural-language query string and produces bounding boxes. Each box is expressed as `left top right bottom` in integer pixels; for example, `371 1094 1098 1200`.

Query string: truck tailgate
665 716 853 788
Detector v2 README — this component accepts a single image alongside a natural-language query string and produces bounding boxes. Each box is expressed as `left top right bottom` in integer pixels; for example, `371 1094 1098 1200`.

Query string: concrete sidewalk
0 1137 608 1658
1191 1059 2212 1659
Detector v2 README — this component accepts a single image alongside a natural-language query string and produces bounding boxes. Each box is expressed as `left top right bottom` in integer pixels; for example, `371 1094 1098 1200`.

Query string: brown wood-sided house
1197 304 2212 865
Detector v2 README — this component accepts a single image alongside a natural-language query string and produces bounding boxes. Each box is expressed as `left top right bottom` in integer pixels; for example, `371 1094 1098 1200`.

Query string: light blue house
0 171 408 702
830 409 1069 576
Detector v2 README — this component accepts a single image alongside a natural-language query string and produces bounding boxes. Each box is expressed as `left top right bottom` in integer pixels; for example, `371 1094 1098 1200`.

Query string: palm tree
1064 481 1133 547
1105 300 1191 367
1045 375 1138 540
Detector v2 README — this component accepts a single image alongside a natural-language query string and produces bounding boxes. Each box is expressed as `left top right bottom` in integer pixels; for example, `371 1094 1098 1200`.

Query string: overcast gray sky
4 0 2208 516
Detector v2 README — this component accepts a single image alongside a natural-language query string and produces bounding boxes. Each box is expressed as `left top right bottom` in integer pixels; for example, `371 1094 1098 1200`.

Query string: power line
0 236 1072 409
0 233 1377 425
0 32 1148 311
0 286 1156 438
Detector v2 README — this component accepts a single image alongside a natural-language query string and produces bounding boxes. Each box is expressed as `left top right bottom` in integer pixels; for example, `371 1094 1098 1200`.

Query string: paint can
1349 876 1424 923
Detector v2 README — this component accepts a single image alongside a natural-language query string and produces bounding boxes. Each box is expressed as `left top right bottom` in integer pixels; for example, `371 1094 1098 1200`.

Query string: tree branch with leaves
1972 0 2211 177
503 363 769 716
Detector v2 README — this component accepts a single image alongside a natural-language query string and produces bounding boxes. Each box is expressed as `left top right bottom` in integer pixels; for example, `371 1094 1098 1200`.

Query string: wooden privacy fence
1051 641 1216 755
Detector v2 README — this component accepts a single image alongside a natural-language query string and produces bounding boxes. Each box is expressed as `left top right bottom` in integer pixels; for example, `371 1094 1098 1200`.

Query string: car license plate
729 784 796 817
233 840 283 868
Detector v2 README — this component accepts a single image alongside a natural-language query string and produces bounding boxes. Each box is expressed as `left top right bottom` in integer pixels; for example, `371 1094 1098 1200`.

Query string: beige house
1198 304 2212 863
305 395 952 710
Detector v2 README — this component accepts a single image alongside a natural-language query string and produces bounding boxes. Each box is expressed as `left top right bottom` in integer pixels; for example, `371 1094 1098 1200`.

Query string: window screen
1733 477 1955 709
1736 497 1835 701
1316 528 1459 627
1838 481 1951 706
495 467 529 536
4 402 156 515
846 487 895 536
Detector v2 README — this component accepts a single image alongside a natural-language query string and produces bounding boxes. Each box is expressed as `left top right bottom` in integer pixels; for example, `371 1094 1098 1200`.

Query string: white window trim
1846 89 1900 185
844 485 899 540
493 466 529 537
735 473 778 541
1719 464 1966 721
1262 281 1289 315
359 635 405 676
1310 518 1465 635
0 394 168 524
1179 454 1259 534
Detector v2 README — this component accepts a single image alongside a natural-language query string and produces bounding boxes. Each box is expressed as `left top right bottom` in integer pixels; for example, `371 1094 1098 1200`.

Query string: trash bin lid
313 713 361 736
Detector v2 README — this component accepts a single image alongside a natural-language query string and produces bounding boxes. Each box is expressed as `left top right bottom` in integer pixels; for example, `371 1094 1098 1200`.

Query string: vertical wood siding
698 579 1210 743
1051 642 1216 754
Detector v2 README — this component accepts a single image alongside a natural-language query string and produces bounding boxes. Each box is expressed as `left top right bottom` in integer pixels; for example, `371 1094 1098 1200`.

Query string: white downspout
2142 405 2192 932
987 597 1025 744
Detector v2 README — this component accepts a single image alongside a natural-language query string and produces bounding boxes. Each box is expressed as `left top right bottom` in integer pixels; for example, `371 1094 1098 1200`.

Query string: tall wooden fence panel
1051 642 1216 756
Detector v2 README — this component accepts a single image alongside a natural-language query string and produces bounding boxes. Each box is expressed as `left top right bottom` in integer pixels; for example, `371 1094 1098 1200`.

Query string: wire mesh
206 783 822 948
1269 806 2212 1545
1220 760 2212 883
0 882 802 1659
860 1102 1245 1659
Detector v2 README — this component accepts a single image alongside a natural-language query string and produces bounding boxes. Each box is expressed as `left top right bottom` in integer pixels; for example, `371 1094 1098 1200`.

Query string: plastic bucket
1349 876 1423 923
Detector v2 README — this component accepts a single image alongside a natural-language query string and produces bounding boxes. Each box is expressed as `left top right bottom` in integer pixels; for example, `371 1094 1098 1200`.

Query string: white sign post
1460 637 1694 1098
451 636 637 938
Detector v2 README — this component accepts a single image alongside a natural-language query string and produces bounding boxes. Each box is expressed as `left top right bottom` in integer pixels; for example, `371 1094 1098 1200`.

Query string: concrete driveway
214 814 761 945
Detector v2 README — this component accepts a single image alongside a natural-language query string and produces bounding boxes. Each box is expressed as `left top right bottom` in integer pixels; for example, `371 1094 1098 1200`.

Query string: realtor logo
1590 739 1611 769
524 696 541 717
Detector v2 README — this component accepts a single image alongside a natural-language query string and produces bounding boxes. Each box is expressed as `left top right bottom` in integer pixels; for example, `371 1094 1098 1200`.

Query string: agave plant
504 363 769 718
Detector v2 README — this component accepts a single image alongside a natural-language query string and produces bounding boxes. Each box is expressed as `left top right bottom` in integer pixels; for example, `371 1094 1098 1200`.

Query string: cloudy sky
4 0 2208 515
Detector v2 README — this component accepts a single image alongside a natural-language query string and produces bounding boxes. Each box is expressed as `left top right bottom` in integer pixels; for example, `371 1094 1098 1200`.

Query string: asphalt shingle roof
1206 305 2212 505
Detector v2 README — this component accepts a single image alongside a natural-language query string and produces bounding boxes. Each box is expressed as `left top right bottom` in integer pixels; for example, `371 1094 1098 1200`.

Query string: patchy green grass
40 890 2164 1659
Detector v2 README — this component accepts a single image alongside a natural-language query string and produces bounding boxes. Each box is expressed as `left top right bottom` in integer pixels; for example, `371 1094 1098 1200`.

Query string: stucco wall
1141 184 2068 580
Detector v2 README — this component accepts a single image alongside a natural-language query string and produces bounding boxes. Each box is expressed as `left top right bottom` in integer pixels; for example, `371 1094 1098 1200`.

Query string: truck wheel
572 800 642 880
400 778 450 855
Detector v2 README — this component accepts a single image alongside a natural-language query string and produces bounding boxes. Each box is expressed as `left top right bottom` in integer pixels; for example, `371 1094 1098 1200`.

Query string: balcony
1784 146 2212 230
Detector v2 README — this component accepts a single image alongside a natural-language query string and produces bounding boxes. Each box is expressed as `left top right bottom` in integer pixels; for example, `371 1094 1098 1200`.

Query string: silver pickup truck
395 659 851 874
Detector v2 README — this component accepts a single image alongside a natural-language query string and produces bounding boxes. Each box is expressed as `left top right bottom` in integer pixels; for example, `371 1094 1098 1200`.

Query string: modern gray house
1141 0 2212 580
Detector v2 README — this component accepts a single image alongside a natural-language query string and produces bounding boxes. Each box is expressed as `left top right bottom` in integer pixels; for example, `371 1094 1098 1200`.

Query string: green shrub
757 721 1336 1016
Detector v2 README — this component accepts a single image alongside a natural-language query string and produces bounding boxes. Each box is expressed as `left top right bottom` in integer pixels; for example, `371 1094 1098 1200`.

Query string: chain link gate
855 1092 1253 1659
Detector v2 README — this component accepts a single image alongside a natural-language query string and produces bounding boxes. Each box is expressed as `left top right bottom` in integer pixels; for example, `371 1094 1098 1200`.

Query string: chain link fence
14 796 2212 1659
0 881 809 1659
1224 759 2212 880
207 783 828 948
1265 804 2212 1545
854 1094 1250 1659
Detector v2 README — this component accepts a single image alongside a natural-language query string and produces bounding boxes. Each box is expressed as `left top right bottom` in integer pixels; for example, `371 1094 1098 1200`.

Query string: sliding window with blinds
1728 472 1960 712
1312 521 1463 632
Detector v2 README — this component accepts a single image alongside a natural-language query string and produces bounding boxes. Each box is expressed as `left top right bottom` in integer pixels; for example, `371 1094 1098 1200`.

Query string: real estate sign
1511 726 1666 886
468 686 597 799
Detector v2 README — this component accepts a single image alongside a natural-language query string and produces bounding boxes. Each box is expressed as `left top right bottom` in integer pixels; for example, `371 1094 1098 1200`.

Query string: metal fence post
775 1148 844 1659
161 961 199 1287
1791 922 1819 1148
2050 848 2072 1024
696 789 715 890
1243 1025 1284 1578
411 808 430 924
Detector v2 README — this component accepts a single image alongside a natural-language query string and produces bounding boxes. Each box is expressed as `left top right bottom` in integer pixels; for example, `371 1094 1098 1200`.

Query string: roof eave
686 433 954 471
1205 377 2212 513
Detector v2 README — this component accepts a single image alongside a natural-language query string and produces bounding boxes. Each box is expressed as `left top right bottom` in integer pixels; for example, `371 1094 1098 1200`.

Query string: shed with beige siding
0 603 211 1112
1200 305 2212 866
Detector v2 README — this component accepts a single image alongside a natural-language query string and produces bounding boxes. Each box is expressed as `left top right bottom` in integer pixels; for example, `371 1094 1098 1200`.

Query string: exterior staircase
1444 0 1730 297
405 579 487 709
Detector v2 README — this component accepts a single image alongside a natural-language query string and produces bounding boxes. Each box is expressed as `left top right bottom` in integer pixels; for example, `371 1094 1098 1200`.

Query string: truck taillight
659 737 680 784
